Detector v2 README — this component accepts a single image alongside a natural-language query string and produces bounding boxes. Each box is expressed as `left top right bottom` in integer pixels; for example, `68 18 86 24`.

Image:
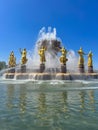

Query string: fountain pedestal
8 68 15 73
21 65 26 73
61 64 67 73
78 64 84 73
7 67 15 79
40 63 45 73
88 66 93 73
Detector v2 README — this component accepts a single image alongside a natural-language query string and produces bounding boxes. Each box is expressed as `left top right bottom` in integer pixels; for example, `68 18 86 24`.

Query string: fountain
2 27 98 80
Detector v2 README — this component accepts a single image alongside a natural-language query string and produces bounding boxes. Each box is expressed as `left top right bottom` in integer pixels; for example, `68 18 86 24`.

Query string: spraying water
27 27 78 72
27 27 62 69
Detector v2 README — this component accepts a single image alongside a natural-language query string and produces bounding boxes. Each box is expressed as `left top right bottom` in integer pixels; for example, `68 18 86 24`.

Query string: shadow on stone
21 65 26 73
40 64 45 73
61 65 67 73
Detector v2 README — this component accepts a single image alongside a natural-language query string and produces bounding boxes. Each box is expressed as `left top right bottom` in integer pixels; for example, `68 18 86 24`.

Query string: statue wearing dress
60 47 68 65
20 48 28 65
78 47 85 73
88 51 93 67
60 47 68 73
88 51 93 73
38 46 47 73
78 47 85 66
8 51 16 67
38 46 46 64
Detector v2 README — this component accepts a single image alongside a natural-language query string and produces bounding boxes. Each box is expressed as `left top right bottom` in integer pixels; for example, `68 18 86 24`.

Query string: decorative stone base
21 65 26 73
61 64 67 73
4 72 98 80
5 73 14 79
40 63 45 73
8 68 15 73
78 64 84 73
88 66 93 73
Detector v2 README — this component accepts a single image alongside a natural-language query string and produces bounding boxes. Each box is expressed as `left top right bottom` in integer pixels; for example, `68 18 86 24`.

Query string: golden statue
8 51 16 67
60 47 68 65
78 47 85 66
20 48 28 65
38 46 46 64
88 51 93 67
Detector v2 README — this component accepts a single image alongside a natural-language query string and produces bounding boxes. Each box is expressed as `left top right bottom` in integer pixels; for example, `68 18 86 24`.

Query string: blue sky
0 0 98 68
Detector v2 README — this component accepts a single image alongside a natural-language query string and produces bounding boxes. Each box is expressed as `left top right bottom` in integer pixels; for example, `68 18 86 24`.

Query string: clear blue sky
0 0 98 68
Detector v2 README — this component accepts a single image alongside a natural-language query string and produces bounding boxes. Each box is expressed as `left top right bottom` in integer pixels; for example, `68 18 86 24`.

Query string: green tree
0 61 7 70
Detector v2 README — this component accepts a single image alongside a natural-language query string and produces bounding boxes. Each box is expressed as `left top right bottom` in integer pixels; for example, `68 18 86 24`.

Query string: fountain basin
4 72 98 80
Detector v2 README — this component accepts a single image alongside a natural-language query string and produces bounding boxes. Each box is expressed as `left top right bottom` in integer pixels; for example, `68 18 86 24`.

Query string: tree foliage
0 61 7 70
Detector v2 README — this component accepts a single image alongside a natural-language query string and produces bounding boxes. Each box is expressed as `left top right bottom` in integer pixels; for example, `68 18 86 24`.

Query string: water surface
0 80 98 130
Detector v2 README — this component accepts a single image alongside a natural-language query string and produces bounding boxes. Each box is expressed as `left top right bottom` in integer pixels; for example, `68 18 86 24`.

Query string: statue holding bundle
38 46 46 64
8 51 16 67
20 48 28 65
60 47 68 65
